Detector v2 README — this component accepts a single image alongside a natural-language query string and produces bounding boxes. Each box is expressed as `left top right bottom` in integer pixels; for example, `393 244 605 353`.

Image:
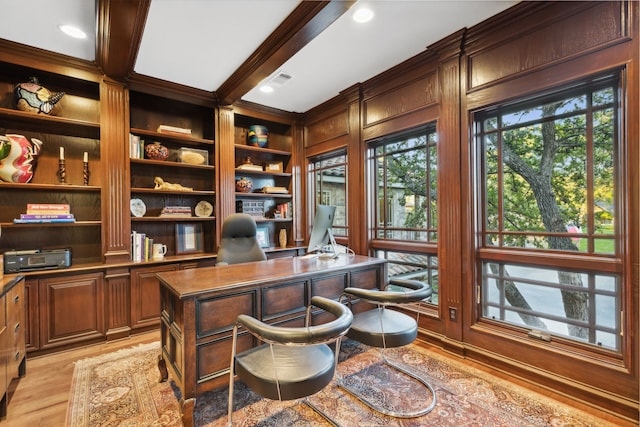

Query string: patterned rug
66 340 617 427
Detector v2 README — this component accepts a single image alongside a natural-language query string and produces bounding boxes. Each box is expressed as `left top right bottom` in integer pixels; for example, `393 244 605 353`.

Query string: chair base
337 357 437 418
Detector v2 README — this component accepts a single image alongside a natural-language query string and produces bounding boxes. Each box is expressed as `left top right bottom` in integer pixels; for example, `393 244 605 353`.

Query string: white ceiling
0 0 518 113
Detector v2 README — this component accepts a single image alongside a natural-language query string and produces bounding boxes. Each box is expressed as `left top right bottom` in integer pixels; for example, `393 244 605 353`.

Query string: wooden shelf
234 168 291 178
235 144 290 157
1 221 101 228
0 107 100 139
235 192 292 199
131 216 215 222
130 158 215 171
131 128 213 146
0 182 101 192
131 188 215 196
254 217 293 223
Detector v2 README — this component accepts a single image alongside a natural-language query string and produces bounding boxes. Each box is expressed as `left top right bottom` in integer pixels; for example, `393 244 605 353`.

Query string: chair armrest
344 279 432 304
236 296 352 345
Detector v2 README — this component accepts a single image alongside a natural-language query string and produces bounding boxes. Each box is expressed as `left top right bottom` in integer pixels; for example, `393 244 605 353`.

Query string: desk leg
181 398 195 427
157 354 168 382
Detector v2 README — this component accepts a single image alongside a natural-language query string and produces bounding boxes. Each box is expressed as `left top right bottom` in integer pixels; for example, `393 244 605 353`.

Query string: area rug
67 340 618 427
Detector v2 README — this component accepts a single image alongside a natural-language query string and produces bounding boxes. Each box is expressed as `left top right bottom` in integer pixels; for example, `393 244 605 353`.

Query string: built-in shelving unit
128 91 216 258
0 62 102 265
233 112 294 250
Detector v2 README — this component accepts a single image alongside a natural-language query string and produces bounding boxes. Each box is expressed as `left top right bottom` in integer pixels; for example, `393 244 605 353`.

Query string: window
369 125 438 305
475 73 622 351
307 151 347 237
370 126 438 242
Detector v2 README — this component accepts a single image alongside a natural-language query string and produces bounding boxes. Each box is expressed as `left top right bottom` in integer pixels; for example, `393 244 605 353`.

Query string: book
129 134 143 159
20 214 75 220
159 206 192 217
14 218 75 224
157 124 191 135
26 203 70 213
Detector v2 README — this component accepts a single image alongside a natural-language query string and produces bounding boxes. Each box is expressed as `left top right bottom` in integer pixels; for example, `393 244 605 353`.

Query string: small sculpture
0 134 43 183
154 176 193 191
15 77 65 115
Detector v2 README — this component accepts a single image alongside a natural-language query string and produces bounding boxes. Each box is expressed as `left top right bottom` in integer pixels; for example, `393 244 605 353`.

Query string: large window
371 126 438 242
307 151 347 237
369 125 439 304
475 73 623 351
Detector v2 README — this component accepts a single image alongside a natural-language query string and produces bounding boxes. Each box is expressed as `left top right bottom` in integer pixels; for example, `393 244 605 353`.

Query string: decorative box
178 147 209 165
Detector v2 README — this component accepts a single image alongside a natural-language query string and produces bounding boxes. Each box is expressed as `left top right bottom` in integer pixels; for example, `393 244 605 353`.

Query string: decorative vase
235 177 253 193
0 134 43 183
15 77 65 115
247 125 268 148
144 142 169 161
279 229 287 248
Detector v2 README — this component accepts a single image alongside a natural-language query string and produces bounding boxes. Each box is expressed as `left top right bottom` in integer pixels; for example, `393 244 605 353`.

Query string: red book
26 203 70 211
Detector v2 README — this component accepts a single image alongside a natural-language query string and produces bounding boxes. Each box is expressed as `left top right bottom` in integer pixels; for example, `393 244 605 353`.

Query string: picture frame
265 161 283 173
256 225 270 248
175 223 203 254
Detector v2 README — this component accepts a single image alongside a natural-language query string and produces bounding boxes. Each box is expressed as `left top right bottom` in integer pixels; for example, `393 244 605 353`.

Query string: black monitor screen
307 205 336 253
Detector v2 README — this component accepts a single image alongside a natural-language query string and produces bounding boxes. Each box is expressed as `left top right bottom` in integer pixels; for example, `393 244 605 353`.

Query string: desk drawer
197 291 256 337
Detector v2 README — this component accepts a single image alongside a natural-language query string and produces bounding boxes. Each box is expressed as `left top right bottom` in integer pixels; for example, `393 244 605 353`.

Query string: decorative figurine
0 134 43 183
15 77 65 115
153 176 193 191
247 125 268 148
83 152 90 185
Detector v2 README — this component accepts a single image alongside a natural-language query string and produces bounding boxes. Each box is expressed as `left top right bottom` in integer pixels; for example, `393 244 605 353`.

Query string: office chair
228 296 353 426
338 278 436 418
216 213 267 265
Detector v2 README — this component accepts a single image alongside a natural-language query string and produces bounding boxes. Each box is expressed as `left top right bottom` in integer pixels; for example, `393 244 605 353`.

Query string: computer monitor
307 205 337 258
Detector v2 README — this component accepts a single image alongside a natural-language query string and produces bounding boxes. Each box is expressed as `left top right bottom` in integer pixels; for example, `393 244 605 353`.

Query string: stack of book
275 202 292 219
131 231 153 261
14 203 75 223
129 134 144 159
159 206 192 217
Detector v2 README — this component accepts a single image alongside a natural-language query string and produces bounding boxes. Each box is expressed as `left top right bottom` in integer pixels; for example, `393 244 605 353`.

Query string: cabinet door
39 273 105 350
131 264 178 331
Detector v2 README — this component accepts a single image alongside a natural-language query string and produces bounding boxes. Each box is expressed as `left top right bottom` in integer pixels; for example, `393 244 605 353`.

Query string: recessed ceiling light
59 24 87 39
259 85 274 93
353 6 374 23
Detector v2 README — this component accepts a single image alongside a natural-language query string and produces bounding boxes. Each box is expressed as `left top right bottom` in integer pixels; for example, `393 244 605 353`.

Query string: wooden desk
156 255 386 425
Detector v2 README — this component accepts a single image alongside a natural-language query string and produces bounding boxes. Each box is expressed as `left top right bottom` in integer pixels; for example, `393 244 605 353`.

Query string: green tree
485 87 615 339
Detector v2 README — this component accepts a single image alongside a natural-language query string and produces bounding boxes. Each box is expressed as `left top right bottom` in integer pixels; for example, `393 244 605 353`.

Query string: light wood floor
1 330 636 427
2 331 159 427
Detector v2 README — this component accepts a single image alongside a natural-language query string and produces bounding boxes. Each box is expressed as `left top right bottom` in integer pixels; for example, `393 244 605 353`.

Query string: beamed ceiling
0 0 518 113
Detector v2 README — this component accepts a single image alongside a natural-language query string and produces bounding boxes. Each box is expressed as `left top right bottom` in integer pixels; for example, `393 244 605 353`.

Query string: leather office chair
228 296 353 426
338 278 437 418
216 213 267 265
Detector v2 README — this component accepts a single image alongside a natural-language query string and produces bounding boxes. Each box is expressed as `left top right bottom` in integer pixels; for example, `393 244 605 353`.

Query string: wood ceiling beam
96 0 150 81
216 0 356 106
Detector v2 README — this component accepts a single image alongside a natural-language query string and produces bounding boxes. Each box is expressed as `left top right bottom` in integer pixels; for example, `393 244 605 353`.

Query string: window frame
307 149 348 239
472 71 627 356
367 123 439 308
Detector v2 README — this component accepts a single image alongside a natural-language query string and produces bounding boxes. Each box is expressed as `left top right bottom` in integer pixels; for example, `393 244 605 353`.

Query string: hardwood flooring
1 330 635 426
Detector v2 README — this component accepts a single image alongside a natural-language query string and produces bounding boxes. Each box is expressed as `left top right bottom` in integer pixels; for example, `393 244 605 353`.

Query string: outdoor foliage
479 80 618 341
